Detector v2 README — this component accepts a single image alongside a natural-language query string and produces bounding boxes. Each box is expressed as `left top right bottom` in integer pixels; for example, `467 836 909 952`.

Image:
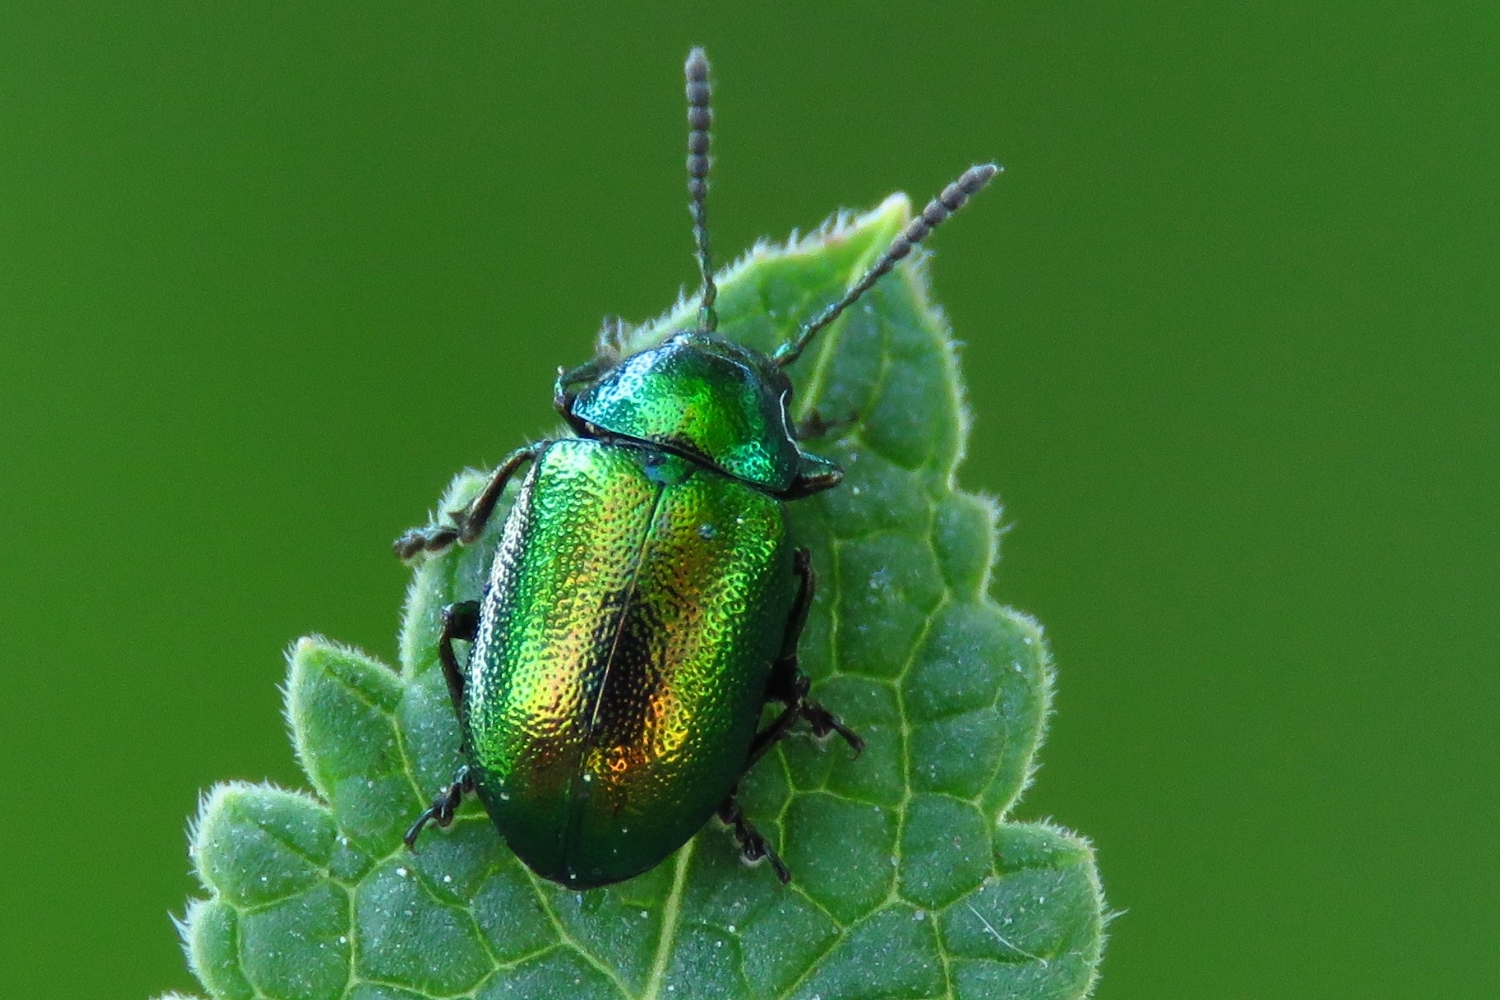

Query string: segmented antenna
686 48 717 332
773 163 1001 367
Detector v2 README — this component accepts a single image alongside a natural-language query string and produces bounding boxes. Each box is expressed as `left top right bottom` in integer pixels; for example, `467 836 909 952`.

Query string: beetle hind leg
717 796 791 883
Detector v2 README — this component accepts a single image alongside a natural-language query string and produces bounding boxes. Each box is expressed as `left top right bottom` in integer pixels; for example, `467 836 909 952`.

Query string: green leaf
168 195 1108 1000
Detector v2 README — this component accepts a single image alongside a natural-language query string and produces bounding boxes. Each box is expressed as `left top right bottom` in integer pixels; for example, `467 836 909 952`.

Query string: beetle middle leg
435 600 479 718
404 600 479 849
394 441 547 561
750 548 865 765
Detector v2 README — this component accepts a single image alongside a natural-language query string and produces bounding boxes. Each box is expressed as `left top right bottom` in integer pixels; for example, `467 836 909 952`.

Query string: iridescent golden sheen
464 438 794 887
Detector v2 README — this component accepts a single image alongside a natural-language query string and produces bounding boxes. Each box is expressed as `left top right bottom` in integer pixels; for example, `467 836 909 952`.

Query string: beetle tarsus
794 408 855 442
801 701 866 756
405 766 473 849
783 465 845 500
393 525 459 561
783 671 865 757
718 796 791 883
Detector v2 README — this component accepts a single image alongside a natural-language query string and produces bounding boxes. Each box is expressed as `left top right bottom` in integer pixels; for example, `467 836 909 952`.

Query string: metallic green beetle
398 49 997 889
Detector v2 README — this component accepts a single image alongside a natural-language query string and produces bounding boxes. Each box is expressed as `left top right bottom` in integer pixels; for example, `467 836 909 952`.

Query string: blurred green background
3 3 1495 998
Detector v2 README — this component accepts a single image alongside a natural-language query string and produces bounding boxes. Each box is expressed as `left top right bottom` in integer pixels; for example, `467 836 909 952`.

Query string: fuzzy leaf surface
166 196 1106 1000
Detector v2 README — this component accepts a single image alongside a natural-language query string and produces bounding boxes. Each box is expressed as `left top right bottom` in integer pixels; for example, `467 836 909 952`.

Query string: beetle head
561 330 832 494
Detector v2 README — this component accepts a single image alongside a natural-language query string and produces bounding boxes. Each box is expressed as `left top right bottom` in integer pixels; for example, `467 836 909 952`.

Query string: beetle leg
741 548 818 767
394 441 547 561
553 354 616 414
781 548 817 661
793 408 855 442
745 695 801 770
437 601 479 720
404 764 474 849
760 669 865 756
717 796 791 883
795 685 865 754
405 603 481 850
754 549 865 757
783 464 844 500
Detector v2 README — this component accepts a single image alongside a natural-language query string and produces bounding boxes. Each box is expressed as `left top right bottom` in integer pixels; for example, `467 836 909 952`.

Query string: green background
3 3 1495 998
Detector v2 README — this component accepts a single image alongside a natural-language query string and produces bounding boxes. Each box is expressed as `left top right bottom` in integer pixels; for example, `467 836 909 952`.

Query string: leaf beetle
400 48 996 888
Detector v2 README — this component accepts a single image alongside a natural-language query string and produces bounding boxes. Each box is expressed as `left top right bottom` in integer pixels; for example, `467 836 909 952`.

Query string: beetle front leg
394 442 546 561
404 764 474 849
553 355 616 414
793 408 855 442
717 795 791 883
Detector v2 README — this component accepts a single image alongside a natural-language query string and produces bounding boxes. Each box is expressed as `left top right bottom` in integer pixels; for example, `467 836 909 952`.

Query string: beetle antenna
773 163 1001 368
686 47 717 332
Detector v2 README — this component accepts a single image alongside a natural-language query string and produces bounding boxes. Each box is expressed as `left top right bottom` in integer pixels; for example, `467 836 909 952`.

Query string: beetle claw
405 769 471 849
765 846 792 884
718 796 792 883
800 701 865 757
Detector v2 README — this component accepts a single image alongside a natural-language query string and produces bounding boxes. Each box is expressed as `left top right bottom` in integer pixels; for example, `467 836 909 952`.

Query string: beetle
398 48 996 889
